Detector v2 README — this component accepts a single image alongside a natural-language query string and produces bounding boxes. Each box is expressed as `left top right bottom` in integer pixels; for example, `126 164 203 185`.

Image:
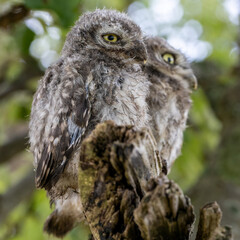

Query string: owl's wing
32 64 91 190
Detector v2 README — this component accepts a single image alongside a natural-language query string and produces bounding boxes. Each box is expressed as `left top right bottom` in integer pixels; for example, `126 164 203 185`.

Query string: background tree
0 0 239 239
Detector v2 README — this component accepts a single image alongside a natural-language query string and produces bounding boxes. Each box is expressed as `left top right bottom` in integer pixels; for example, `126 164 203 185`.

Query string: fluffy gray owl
29 9 149 237
145 36 197 172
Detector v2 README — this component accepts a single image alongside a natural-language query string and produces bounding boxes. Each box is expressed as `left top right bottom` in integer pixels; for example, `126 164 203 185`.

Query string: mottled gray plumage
29 9 149 237
145 36 197 172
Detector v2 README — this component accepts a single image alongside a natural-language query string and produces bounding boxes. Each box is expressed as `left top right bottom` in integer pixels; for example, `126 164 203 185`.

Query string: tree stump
78 121 233 240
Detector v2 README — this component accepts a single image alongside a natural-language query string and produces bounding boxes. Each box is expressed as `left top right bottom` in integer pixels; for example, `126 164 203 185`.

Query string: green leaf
24 0 82 27
24 0 44 9
48 0 82 27
14 24 35 56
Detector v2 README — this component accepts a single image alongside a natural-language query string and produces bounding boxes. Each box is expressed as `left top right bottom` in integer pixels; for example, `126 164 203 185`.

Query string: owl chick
145 36 197 172
29 9 149 237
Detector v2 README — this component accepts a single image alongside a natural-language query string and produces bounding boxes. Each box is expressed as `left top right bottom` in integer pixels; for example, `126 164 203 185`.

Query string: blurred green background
0 0 239 239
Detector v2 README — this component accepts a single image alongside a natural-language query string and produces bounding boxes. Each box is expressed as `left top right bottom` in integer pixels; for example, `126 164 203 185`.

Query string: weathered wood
196 202 233 240
78 121 233 240
134 176 195 240
79 121 160 240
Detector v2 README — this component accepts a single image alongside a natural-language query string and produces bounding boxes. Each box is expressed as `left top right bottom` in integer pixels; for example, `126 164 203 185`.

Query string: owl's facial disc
146 37 198 90
95 25 147 64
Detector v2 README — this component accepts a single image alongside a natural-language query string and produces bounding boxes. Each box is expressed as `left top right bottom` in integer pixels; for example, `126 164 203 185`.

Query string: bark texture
78 121 232 240
196 202 233 240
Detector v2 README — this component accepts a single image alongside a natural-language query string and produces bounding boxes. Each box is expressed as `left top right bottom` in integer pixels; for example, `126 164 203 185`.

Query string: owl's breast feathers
89 61 150 129
146 69 192 169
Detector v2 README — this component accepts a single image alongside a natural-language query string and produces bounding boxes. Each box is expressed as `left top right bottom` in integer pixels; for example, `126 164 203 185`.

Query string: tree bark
78 121 232 240
196 202 232 240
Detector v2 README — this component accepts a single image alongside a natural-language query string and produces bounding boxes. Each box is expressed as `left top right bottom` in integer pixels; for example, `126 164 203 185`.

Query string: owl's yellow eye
103 34 119 43
162 53 175 65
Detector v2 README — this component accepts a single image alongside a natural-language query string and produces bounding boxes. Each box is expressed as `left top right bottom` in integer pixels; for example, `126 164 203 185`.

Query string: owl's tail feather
44 193 84 238
44 210 76 237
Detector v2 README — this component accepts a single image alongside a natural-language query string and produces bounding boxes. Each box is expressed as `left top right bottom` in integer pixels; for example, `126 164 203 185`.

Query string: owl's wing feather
35 107 90 190
36 147 53 187
33 64 91 190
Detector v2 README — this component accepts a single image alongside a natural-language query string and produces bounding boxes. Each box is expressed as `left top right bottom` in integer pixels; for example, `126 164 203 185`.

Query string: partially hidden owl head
145 36 197 90
62 9 147 64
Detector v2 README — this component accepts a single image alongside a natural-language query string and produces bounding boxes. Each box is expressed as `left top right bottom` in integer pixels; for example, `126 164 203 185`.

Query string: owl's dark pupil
168 57 171 62
108 35 115 41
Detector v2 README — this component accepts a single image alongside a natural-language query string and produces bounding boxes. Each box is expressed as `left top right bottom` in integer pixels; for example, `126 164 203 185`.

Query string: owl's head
145 36 197 90
62 9 147 64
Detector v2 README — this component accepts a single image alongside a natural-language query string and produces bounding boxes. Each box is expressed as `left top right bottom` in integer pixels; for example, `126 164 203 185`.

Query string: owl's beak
193 81 198 90
190 75 198 90
131 40 148 64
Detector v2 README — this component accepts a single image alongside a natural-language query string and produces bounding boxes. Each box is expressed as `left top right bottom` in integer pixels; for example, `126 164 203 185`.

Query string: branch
0 61 11 84
0 4 29 29
0 57 42 101
0 170 35 224
0 126 28 165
